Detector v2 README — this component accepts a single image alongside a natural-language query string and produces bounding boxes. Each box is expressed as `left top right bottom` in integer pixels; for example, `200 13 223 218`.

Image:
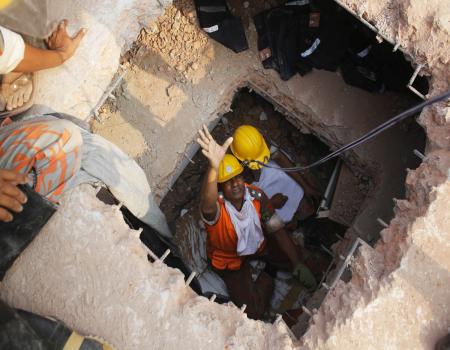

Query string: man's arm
259 191 300 267
197 124 233 221
13 20 86 72
259 190 317 289
200 166 219 221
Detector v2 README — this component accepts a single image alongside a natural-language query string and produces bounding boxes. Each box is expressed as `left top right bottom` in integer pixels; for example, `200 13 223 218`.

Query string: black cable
243 90 450 172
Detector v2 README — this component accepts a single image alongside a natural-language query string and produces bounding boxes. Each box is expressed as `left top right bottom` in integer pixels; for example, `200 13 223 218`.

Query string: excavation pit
157 88 371 322
0 0 448 348
152 82 425 328
92 0 429 329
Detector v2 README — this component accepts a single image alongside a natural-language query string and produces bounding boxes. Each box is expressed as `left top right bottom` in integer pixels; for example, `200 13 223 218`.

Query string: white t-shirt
0 26 25 74
253 160 304 223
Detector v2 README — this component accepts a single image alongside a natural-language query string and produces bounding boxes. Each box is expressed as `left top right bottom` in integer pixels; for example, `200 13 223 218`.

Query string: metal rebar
413 149 426 160
408 64 423 86
141 237 159 261
160 249 171 262
209 294 217 302
183 152 195 165
315 259 335 292
328 238 365 290
316 209 330 218
377 218 389 228
240 304 247 312
407 64 426 100
393 42 401 52
90 68 127 121
320 244 334 258
335 233 345 241
302 306 313 317
317 159 342 215
185 271 197 286
408 85 426 100
274 314 298 341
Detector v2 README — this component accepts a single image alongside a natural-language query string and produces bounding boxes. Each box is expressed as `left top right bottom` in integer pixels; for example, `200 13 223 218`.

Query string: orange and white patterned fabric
0 118 82 202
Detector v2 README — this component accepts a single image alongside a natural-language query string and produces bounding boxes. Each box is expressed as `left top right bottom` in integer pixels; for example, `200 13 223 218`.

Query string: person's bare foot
0 72 33 112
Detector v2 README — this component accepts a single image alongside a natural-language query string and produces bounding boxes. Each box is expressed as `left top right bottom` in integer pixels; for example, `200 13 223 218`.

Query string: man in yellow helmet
197 124 316 320
231 125 320 226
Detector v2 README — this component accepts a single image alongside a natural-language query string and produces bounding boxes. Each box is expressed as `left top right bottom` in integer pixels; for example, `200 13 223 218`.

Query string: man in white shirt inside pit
230 125 320 228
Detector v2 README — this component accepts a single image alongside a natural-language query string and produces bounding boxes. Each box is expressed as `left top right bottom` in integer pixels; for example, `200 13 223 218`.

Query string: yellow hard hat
0 0 12 10
230 125 270 170
218 154 244 183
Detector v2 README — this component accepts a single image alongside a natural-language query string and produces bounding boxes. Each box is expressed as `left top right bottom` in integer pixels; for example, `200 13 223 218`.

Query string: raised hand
196 124 233 169
46 19 86 62
0 169 28 222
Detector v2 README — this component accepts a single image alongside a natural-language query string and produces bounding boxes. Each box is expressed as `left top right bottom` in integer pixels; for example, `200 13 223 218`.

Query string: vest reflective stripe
301 38 321 58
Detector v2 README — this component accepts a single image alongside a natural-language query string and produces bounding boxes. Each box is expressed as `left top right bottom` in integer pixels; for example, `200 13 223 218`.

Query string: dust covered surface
9 0 449 348
0 185 296 350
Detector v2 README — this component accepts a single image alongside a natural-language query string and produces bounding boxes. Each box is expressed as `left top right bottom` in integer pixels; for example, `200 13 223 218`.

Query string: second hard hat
230 125 270 170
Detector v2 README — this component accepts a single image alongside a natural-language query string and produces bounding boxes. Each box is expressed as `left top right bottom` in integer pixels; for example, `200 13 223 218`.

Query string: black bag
254 5 313 80
0 185 56 280
194 0 248 53
0 300 110 349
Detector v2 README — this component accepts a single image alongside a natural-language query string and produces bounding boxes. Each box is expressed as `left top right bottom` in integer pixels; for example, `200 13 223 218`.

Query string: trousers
215 234 291 319
0 117 82 202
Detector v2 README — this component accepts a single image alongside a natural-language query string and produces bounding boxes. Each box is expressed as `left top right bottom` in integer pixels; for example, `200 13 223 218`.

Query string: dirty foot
0 72 33 112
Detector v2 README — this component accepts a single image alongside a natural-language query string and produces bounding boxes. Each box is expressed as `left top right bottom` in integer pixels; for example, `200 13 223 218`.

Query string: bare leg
217 262 274 320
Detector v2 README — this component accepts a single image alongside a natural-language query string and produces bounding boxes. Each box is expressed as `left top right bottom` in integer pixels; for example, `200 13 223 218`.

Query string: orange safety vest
205 184 266 270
